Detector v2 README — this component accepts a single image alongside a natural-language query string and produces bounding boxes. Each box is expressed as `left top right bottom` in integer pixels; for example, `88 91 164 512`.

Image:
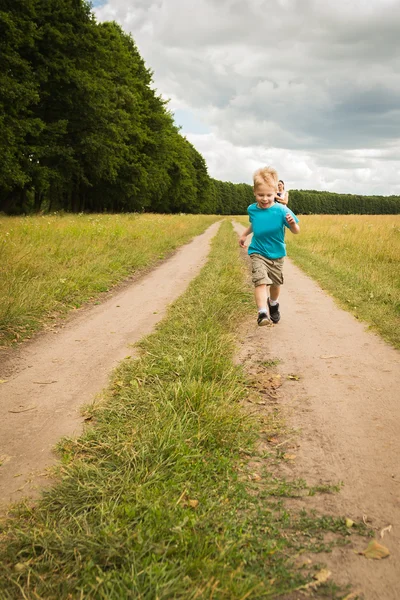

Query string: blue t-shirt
247 202 299 259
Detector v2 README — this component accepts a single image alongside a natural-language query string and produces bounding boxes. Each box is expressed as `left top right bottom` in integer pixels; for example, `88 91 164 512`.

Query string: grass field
0 213 219 347
0 223 360 599
238 214 400 349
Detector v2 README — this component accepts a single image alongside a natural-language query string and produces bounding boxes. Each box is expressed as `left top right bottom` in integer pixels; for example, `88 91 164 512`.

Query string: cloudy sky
93 0 400 195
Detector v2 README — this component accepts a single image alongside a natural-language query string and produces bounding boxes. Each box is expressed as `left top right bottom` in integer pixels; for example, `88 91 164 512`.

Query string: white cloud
94 0 400 195
187 133 400 195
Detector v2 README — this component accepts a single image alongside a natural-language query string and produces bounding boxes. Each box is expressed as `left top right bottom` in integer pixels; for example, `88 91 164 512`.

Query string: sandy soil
0 221 220 509
233 222 400 600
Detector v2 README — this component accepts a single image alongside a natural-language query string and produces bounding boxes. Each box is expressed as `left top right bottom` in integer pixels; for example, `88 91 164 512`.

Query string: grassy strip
0 222 359 599
0 213 219 347
237 214 400 349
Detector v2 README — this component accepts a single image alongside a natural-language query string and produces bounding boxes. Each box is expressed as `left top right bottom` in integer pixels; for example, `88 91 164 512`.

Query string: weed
308 482 344 496
260 358 282 368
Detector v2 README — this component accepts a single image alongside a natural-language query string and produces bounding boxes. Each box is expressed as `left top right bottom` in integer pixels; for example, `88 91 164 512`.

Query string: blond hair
253 166 279 190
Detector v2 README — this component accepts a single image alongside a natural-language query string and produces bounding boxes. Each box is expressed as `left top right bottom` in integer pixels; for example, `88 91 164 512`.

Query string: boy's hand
286 213 300 234
286 213 295 225
239 236 247 248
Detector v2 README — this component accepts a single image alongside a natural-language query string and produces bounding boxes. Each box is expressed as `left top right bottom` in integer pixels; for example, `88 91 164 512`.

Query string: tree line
0 0 222 215
288 190 400 215
1 1 399 216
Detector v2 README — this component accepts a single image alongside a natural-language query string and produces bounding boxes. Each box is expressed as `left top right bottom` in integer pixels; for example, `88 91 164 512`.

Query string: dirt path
0 222 220 510
234 222 400 600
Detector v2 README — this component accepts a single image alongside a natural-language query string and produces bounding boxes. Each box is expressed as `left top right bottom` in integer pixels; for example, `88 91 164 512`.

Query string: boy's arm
239 224 253 247
286 213 300 234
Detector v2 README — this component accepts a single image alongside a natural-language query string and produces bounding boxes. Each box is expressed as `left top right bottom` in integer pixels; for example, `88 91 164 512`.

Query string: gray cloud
95 0 400 193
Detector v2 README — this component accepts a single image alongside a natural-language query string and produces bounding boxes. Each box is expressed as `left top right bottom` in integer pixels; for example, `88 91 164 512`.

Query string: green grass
0 222 364 599
0 213 219 347
259 358 282 368
237 214 400 349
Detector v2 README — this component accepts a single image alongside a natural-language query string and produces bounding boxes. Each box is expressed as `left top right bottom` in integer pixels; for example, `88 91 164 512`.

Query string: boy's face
254 183 276 209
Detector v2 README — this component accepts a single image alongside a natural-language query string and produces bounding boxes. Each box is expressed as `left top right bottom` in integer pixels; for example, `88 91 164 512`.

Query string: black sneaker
257 311 271 326
267 298 280 323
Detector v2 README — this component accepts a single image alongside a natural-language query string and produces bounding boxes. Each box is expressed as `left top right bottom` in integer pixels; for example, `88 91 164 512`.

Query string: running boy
239 166 300 326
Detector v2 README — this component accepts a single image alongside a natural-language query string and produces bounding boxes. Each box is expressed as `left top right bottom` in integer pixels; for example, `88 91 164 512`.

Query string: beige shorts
250 254 284 287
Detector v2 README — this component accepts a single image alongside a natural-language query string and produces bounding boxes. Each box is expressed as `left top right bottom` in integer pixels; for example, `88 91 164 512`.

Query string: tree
0 0 43 213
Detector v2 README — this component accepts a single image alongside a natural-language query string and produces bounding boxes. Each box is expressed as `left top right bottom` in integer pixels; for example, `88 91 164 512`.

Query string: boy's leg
266 259 284 323
255 284 268 310
268 285 281 323
269 284 280 302
255 285 271 325
250 254 272 325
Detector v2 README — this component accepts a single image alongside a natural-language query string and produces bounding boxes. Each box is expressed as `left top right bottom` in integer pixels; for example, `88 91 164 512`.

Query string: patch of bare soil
0 222 220 510
234 223 400 600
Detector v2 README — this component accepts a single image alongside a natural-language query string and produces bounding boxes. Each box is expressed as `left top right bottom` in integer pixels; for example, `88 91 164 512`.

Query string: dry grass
0 213 219 346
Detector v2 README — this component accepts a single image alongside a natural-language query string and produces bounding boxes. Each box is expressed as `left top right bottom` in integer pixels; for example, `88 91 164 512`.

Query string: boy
239 166 300 326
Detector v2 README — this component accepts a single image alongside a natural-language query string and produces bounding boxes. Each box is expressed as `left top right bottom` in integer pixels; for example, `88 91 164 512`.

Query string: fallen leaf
267 437 279 445
256 400 266 405
14 562 29 573
188 499 199 508
284 453 296 460
0 379 8 384
311 568 331 586
287 374 300 381
345 518 355 528
359 539 390 559
320 355 341 359
177 355 184 362
250 473 262 481
297 568 331 591
343 592 362 600
380 525 392 539
32 380 57 385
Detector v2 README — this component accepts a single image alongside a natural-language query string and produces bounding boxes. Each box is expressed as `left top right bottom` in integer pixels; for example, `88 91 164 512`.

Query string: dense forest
288 190 400 215
1 0 399 216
